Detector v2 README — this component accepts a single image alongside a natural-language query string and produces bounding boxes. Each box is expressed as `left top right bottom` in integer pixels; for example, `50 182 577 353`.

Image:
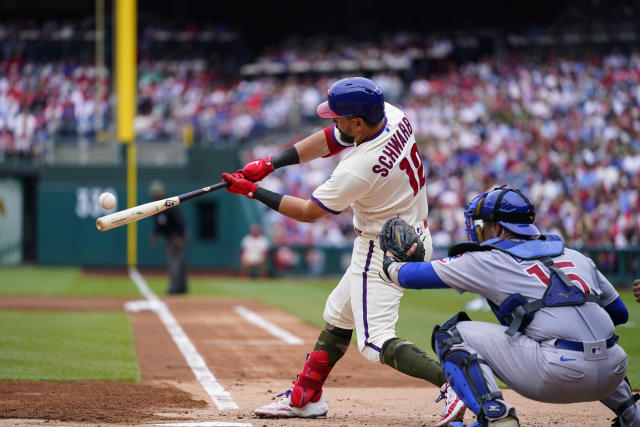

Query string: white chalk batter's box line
232 305 304 345
127 270 305 412
129 268 238 410
155 422 253 427
155 422 252 426
203 338 305 346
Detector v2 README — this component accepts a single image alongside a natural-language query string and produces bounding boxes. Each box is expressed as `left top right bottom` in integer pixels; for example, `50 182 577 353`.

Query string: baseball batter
384 187 640 427
221 77 465 424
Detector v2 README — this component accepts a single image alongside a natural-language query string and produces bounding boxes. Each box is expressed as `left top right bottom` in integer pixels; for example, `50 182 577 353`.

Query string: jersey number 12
399 143 426 195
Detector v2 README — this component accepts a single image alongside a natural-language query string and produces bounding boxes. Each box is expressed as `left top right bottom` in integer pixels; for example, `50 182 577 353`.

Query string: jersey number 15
526 261 590 293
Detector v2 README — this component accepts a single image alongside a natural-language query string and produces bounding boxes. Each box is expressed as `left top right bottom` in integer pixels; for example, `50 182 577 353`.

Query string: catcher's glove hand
379 216 425 280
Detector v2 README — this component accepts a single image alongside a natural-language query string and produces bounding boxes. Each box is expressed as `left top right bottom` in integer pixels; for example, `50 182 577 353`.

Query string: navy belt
555 334 619 352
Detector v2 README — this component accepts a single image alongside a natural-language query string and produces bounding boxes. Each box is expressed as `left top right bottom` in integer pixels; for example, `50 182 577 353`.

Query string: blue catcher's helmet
316 77 385 123
464 186 541 243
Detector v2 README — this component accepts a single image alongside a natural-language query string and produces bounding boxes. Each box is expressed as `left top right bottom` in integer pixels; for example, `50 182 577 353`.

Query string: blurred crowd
0 19 639 250
0 59 110 159
243 52 640 250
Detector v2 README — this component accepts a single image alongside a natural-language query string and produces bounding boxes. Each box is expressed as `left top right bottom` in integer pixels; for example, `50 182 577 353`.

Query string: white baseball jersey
312 102 429 238
312 102 433 363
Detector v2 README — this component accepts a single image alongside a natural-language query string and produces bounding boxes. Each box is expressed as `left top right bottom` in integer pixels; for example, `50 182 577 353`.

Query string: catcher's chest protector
450 235 600 335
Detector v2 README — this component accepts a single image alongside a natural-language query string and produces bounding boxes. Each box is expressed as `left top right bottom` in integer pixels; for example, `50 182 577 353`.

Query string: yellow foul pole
115 0 137 267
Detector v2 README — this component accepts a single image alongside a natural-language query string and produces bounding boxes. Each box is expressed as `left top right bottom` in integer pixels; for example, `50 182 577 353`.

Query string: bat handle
211 181 231 191
178 180 231 203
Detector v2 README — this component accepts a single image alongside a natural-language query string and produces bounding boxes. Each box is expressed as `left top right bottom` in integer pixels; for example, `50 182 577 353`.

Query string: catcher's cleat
488 415 520 426
435 382 467 426
448 415 519 427
254 389 328 418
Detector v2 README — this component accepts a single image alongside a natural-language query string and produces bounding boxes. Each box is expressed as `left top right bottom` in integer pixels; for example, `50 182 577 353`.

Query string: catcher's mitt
379 216 425 279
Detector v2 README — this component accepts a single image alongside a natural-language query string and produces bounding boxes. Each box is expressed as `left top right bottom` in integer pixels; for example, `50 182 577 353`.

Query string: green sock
313 323 353 367
381 338 446 387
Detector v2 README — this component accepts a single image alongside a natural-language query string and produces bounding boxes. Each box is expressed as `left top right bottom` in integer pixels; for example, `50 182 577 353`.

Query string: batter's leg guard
290 350 333 407
313 322 353 367
432 312 508 423
380 337 447 386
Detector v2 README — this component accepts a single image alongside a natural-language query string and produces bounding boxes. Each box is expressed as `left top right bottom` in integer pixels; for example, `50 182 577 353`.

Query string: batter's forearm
253 188 327 223
278 195 325 222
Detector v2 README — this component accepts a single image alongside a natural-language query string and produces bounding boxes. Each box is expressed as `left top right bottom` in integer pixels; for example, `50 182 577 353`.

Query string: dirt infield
0 295 616 426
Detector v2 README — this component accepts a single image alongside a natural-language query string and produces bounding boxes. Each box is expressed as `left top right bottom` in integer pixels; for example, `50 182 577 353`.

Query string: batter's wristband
254 187 283 211
271 145 299 169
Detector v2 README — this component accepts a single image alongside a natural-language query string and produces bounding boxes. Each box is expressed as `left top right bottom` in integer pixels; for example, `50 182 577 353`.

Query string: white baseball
99 192 116 210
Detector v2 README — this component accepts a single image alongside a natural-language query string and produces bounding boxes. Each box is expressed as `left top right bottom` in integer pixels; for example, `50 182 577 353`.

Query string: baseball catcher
383 186 640 427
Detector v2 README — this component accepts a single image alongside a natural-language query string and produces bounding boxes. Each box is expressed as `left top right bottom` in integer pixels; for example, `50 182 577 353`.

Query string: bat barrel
96 181 229 232
96 198 176 232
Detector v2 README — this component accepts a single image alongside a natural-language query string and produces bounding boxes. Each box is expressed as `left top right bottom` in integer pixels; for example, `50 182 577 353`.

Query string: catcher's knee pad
433 312 506 420
291 350 332 407
431 311 471 357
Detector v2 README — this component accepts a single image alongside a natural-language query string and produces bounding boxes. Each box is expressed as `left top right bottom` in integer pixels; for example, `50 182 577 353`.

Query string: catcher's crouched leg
432 312 517 425
290 323 352 407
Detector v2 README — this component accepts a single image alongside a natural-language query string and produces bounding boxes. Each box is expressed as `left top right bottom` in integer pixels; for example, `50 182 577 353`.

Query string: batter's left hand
241 157 275 182
222 172 258 199
633 279 640 303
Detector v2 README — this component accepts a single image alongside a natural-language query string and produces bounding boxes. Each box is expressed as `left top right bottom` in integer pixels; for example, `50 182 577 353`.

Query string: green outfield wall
4 146 260 268
1 145 638 284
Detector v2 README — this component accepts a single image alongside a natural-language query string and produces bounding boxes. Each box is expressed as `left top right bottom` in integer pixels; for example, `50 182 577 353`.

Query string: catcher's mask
464 186 540 243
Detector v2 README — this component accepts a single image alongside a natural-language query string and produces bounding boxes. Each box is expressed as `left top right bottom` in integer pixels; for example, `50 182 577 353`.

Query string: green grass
0 310 140 381
0 266 638 388
0 266 141 297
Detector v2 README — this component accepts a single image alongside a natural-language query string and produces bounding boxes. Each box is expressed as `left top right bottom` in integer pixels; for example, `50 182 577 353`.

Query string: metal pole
115 0 138 267
95 0 105 134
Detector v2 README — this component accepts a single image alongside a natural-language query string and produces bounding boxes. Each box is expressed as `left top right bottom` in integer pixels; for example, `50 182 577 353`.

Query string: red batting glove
241 156 275 182
222 172 258 199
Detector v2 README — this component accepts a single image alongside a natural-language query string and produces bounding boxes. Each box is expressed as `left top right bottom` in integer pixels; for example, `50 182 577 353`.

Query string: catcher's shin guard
433 312 507 422
611 378 640 427
291 350 332 407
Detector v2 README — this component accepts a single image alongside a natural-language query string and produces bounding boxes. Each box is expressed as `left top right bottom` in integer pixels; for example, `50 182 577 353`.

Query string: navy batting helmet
317 77 385 123
464 186 541 243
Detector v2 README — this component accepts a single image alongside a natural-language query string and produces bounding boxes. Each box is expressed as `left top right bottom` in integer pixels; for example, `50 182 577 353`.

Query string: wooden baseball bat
96 181 230 232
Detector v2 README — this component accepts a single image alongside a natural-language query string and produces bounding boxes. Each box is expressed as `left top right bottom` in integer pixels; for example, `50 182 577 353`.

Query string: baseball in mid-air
99 192 116 210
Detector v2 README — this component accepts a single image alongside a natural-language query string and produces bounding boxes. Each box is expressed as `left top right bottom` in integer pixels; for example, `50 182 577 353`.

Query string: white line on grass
232 305 304 345
155 423 252 427
129 268 238 410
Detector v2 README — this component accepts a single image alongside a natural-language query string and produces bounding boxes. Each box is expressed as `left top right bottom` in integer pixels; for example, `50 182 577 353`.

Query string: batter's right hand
222 172 258 199
241 157 275 182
